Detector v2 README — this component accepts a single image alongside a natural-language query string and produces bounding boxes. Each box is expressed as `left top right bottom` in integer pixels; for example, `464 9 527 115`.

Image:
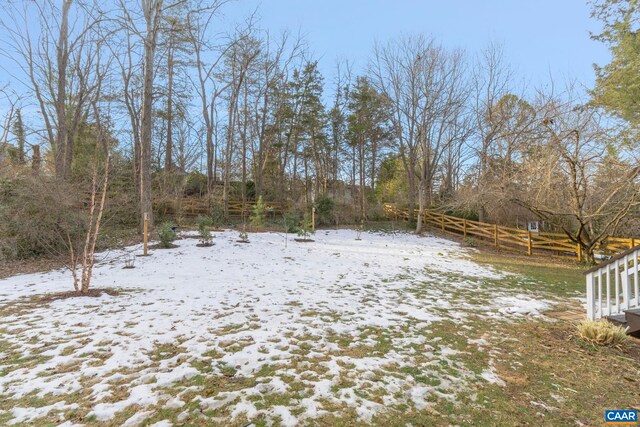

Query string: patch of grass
147 342 186 362
469 251 585 297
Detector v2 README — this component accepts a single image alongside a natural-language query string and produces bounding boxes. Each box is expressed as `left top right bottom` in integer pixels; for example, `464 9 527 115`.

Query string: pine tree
591 0 640 125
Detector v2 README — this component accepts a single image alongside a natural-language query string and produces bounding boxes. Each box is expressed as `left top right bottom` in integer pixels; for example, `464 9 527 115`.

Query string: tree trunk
165 31 175 172
416 180 425 233
54 0 72 180
139 0 162 230
31 145 41 175
359 138 366 220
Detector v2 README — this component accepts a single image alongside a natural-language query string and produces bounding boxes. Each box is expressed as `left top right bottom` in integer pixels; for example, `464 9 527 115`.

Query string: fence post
631 238 636 249
527 230 533 256
577 243 582 262
441 213 445 232
463 219 467 238
494 224 498 248
312 207 316 232
143 212 149 256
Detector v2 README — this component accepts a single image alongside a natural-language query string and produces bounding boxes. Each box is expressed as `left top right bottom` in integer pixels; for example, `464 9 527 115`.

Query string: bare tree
370 35 468 232
69 100 112 293
511 85 639 262
187 0 231 196
1 0 104 180
471 42 515 221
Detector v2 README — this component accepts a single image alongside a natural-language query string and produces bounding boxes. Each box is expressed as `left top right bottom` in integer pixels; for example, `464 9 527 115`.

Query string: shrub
283 211 300 233
238 225 249 243
577 320 628 347
157 222 177 248
250 196 265 229
0 176 86 260
315 195 334 225
196 216 213 245
184 171 207 197
463 237 478 248
297 212 315 240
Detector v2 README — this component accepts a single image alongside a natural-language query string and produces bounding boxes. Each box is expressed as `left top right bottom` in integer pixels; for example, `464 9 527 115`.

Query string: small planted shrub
238 224 249 243
124 254 136 269
463 237 478 248
250 196 266 230
577 320 628 347
296 212 315 242
158 222 177 248
283 211 300 233
196 216 214 247
356 221 364 240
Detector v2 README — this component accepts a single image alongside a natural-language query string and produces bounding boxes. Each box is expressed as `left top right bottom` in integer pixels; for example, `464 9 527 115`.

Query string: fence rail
154 198 288 219
383 204 637 261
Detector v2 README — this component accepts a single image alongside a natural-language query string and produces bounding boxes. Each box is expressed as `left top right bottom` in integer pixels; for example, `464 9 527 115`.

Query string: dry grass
577 319 628 347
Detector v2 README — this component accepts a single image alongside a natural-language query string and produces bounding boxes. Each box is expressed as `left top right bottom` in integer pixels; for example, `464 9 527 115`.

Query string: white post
598 270 603 318
622 256 630 311
614 260 620 314
633 251 640 307
586 272 595 320
605 266 611 316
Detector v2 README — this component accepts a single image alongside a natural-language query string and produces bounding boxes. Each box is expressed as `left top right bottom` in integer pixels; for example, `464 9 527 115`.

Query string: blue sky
0 1 610 126
223 0 610 90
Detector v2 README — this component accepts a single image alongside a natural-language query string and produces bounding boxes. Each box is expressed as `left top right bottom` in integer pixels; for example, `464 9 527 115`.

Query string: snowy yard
0 230 554 426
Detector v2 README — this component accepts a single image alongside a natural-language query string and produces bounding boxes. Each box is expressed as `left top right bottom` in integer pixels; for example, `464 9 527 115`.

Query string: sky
221 0 610 91
0 0 612 136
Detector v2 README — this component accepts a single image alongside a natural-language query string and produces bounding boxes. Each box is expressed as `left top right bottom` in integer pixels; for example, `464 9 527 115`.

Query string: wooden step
607 313 627 327
625 309 640 335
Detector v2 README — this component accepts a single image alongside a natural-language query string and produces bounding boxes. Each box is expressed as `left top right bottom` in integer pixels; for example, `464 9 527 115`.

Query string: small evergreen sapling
250 196 266 230
238 223 250 243
297 212 315 241
197 216 214 246
158 222 177 248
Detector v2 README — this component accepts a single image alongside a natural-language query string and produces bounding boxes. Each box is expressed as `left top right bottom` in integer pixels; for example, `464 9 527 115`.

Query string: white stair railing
586 245 640 320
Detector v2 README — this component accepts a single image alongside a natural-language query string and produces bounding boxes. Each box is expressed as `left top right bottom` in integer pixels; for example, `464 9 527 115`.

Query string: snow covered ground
0 229 552 426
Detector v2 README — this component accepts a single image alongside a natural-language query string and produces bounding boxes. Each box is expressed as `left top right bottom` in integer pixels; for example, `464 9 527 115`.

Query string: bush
463 237 478 248
157 222 177 248
0 176 86 260
283 211 300 233
332 202 356 225
297 212 315 240
315 195 334 225
577 320 627 347
238 227 249 243
196 216 213 245
184 171 207 197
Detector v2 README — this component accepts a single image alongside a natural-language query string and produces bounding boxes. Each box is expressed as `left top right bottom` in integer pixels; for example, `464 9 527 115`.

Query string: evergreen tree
591 0 640 125
347 76 391 219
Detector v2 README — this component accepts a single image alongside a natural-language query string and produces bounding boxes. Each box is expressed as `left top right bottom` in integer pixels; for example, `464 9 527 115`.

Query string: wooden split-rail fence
154 198 288 219
383 204 637 262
